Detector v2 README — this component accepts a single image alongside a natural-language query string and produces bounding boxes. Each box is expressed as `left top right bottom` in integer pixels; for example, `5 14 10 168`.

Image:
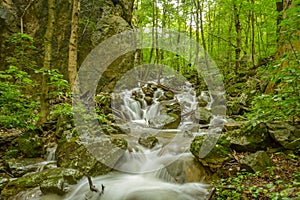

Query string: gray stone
5 158 43 177
240 151 272 172
148 100 181 129
1 168 83 198
138 135 159 149
166 154 212 183
56 138 127 176
227 123 272 152
267 122 300 150
190 134 232 171
194 107 212 124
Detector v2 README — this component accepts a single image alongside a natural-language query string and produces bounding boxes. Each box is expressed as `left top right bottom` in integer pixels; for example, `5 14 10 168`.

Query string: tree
68 0 80 91
39 0 56 125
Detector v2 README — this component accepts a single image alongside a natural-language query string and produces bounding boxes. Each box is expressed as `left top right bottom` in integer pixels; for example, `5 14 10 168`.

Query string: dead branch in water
87 176 105 195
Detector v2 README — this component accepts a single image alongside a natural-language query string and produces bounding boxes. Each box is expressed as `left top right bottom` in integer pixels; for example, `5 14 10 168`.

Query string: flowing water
19 78 225 200
61 80 210 200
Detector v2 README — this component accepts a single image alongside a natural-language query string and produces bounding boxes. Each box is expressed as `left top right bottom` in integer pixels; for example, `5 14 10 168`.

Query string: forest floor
212 150 300 199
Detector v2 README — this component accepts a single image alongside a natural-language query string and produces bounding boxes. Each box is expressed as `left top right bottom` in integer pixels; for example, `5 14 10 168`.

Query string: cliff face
0 0 134 91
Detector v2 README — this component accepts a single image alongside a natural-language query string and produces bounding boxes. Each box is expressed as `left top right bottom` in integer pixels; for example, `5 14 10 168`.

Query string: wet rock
142 85 155 97
144 96 153 105
240 151 272 172
56 138 127 176
190 135 232 172
228 123 272 152
4 158 43 177
1 168 83 198
166 154 212 183
267 122 300 150
40 178 69 195
138 135 159 149
148 100 181 129
194 107 212 124
198 97 208 107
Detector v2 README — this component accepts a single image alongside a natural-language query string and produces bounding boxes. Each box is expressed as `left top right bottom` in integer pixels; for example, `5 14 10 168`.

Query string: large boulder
227 123 272 152
1 168 83 198
56 138 127 176
17 130 44 158
148 100 181 129
166 154 212 183
239 151 273 172
190 134 232 171
267 122 300 150
4 158 51 177
194 107 212 124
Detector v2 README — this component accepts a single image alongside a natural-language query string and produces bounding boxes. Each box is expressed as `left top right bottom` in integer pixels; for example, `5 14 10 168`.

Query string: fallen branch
205 187 216 200
87 176 105 195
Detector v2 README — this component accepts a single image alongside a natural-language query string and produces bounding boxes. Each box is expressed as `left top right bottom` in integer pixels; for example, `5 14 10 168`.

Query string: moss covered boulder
148 100 181 129
1 168 83 198
239 151 273 172
227 123 272 152
17 132 43 158
56 137 127 176
190 134 232 171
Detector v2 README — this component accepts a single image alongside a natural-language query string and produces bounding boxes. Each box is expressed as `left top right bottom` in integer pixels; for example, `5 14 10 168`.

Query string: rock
56 138 127 176
40 178 69 195
166 154 212 183
239 151 272 172
148 100 181 129
0 129 20 151
227 123 272 152
198 97 208 107
17 131 43 158
223 120 244 132
1 168 83 198
138 135 159 149
4 158 43 177
0 178 9 191
142 85 155 97
144 96 153 105
194 107 212 124
211 105 227 117
190 134 232 171
267 122 300 150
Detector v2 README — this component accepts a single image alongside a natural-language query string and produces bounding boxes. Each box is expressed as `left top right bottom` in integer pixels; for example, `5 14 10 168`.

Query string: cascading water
60 79 214 200
35 75 225 200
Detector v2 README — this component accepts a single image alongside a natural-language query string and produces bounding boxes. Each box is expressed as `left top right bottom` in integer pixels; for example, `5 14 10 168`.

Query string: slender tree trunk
251 0 255 66
233 2 242 74
199 1 209 69
39 0 55 125
68 0 80 91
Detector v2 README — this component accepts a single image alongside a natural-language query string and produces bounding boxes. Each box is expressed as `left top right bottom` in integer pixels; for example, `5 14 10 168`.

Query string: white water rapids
19 78 226 200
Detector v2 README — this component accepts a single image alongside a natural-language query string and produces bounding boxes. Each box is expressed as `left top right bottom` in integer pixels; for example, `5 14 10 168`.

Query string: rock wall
0 0 134 91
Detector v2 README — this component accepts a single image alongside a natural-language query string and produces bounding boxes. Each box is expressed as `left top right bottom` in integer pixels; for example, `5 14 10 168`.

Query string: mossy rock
56 138 127 176
228 123 272 152
190 134 232 171
1 168 83 198
17 132 43 158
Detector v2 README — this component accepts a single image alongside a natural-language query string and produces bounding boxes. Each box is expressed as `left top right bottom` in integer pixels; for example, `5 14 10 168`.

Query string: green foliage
246 53 300 126
0 33 39 129
34 68 69 100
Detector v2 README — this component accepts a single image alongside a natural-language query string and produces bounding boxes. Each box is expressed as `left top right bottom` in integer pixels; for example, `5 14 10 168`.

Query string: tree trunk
39 0 55 125
68 0 80 91
233 2 242 74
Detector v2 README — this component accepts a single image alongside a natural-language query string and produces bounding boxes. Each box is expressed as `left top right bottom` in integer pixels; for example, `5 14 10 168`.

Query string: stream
19 76 225 200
